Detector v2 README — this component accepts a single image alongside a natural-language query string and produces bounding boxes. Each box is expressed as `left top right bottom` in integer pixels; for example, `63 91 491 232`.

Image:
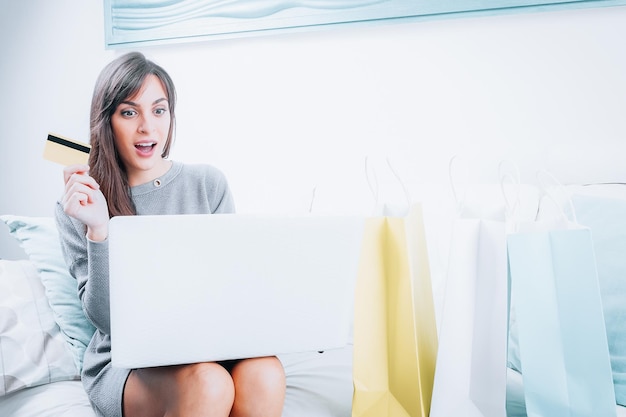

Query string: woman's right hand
61 164 110 242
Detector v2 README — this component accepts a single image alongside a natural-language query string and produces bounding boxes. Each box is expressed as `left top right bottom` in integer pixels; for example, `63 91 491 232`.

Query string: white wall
2 1 626 259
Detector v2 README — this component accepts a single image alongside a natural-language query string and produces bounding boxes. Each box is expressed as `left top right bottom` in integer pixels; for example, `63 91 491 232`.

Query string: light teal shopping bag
507 226 616 417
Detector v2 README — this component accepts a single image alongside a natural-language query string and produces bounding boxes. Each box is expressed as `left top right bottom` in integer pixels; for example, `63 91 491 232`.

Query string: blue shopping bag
507 224 616 417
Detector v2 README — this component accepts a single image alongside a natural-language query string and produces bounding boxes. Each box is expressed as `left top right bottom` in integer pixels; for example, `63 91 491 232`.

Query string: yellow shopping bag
352 204 438 417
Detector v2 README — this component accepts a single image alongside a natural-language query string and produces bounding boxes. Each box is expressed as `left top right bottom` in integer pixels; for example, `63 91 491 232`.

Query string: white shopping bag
429 218 508 417
430 158 510 417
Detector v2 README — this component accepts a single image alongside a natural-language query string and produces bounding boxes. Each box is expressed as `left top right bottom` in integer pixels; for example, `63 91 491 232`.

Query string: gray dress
55 161 235 417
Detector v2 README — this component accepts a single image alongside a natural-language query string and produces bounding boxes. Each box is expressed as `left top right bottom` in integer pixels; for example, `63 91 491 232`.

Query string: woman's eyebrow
120 98 168 106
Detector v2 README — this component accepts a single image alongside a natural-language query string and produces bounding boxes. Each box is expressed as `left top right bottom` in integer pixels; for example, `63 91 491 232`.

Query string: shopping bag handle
308 186 316 213
365 156 411 215
448 154 465 214
498 159 522 221
536 170 578 224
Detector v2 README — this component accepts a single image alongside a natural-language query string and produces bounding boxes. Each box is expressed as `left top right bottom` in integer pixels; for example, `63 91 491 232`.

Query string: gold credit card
43 133 91 166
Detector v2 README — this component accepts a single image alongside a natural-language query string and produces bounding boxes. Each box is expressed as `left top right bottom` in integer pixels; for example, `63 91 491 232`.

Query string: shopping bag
352 204 438 417
429 218 508 417
507 221 617 417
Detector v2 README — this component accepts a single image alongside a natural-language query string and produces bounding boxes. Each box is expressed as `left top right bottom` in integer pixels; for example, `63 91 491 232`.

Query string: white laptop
108 213 364 368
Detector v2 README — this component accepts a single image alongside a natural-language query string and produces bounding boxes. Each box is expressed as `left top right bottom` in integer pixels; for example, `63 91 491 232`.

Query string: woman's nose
138 115 154 134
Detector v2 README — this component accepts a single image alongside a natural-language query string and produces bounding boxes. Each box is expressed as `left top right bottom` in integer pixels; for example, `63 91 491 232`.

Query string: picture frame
104 0 626 48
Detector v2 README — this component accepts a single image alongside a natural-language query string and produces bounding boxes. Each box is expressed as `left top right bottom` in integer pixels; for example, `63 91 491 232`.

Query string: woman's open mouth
135 142 157 155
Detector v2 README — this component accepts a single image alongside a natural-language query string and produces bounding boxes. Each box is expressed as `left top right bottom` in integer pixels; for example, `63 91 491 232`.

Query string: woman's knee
230 357 286 417
232 356 286 395
178 362 236 402
124 362 235 416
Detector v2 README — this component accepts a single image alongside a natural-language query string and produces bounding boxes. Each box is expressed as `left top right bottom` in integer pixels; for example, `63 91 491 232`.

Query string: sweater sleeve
55 202 112 334
208 166 236 214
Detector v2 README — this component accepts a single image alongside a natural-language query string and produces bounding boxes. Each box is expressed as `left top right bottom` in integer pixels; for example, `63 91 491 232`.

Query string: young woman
55 52 286 417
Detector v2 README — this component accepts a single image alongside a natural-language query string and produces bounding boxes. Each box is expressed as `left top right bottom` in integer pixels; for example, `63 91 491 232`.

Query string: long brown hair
88 52 177 217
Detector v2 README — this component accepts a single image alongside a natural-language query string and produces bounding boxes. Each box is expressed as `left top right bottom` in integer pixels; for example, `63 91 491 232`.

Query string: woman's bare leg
123 362 235 417
230 356 286 417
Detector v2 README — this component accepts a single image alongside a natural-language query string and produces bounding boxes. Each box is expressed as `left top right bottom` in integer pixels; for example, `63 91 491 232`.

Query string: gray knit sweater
55 161 235 417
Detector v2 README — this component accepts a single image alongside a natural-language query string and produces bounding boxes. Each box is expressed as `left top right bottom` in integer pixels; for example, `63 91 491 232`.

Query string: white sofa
2 180 626 417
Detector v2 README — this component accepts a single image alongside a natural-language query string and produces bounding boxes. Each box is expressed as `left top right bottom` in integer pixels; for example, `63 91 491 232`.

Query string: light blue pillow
570 195 626 406
0 215 95 373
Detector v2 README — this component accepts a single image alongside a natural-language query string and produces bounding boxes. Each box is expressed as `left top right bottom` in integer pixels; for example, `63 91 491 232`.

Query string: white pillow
0 260 79 396
0 215 95 373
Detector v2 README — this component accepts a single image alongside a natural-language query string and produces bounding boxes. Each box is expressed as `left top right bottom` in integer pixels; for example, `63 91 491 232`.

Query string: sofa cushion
0 260 79 396
0 215 95 372
570 194 626 406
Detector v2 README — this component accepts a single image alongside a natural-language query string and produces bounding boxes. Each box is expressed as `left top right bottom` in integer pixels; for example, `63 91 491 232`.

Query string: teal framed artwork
104 0 626 48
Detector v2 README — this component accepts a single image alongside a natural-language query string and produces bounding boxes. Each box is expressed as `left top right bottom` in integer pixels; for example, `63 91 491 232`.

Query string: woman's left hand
61 164 110 241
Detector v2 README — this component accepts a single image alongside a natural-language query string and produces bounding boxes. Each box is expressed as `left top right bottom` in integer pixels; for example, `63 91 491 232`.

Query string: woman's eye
121 109 136 117
154 108 167 116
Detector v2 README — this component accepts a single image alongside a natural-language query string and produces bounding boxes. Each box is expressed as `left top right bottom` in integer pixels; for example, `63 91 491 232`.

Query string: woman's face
111 74 171 186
